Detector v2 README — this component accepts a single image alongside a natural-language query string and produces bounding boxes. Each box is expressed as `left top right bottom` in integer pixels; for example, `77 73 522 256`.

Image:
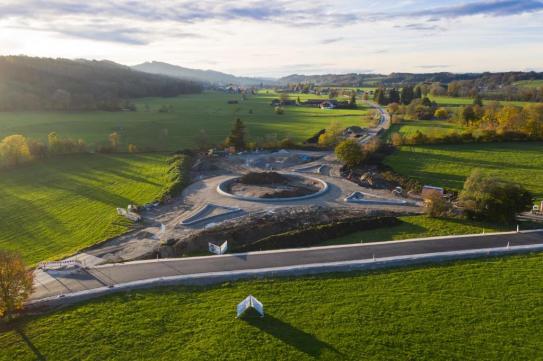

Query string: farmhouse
343 126 367 138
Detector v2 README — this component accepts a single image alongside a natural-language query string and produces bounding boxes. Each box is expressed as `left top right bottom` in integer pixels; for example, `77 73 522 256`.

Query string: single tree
388 88 400 104
462 105 478 126
0 250 33 321
460 170 533 223
335 139 365 168
109 132 120 151
0 134 31 168
473 94 484 107
434 107 449 120
226 118 246 151
400 86 415 105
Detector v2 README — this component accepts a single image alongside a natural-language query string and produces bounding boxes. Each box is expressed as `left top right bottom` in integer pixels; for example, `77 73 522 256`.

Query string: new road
30 230 543 307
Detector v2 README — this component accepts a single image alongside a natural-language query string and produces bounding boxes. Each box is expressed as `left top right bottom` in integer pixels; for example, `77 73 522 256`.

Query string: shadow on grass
16 327 46 360
245 314 340 357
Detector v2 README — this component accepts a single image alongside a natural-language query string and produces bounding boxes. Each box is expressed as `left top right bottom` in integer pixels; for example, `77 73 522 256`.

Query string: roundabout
216 171 329 202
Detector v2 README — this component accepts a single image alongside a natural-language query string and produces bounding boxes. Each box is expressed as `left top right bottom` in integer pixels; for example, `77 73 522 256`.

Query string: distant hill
132 61 273 86
0 56 202 111
278 72 543 87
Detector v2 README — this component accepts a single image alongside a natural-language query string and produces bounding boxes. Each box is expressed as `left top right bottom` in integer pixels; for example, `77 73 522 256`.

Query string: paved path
31 230 543 303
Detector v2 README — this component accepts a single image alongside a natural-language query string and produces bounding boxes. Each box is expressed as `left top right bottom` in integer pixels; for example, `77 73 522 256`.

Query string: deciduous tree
0 251 33 321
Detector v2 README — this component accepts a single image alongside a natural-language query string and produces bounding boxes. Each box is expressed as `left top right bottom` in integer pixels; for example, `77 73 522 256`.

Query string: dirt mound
239 172 289 185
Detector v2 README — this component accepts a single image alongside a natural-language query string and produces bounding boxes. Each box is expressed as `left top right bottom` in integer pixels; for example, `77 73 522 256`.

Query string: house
343 126 367 137
320 101 336 109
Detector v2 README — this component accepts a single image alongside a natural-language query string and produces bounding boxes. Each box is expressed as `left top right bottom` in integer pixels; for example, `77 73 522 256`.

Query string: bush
335 139 365 168
459 169 533 224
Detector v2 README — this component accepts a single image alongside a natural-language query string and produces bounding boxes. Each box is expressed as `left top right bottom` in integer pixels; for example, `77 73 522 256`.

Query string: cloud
418 65 451 69
409 0 543 19
320 37 344 44
394 23 445 31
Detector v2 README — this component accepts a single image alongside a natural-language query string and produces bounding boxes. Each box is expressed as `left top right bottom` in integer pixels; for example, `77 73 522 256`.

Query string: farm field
0 91 371 151
388 120 464 138
323 215 509 246
384 142 543 200
0 153 170 264
429 95 534 107
513 80 543 88
2 254 543 360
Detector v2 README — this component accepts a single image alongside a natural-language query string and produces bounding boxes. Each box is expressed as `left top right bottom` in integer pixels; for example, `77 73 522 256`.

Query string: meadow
384 142 543 200
0 91 371 151
513 80 543 88
429 95 533 107
388 119 464 138
2 253 543 360
0 153 170 264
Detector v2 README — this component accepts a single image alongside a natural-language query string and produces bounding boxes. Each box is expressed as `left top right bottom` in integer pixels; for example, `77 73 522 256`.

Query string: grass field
429 95 534 107
0 153 170 264
0 91 371 151
384 142 543 200
2 253 543 360
513 80 543 89
388 120 464 138
323 215 510 246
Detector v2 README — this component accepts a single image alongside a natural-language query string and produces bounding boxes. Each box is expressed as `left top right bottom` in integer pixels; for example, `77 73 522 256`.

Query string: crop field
323 215 508 246
0 91 371 151
384 142 543 199
2 253 543 360
0 153 170 264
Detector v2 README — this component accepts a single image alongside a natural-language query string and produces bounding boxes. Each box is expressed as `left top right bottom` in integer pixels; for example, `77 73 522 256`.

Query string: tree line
0 132 137 170
0 56 202 111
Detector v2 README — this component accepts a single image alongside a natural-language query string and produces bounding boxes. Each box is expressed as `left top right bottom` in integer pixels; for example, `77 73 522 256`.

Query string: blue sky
1 0 542 77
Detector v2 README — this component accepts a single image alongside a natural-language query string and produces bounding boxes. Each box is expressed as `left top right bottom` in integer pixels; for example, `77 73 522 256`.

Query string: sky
1 0 543 77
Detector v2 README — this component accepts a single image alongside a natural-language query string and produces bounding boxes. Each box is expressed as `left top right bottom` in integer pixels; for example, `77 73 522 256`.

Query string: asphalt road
31 230 543 301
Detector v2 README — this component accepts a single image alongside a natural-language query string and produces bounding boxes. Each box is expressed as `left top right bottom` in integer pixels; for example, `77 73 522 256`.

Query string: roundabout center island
217 171 329 202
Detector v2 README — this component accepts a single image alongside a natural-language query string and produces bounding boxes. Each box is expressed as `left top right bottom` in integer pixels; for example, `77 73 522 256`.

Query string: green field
324 216 509 246
2 254 543 360
0 91 371 151
513 80 543 89
429 95 534 107
384 142 543 199
388 120 465 138
0 153 170 264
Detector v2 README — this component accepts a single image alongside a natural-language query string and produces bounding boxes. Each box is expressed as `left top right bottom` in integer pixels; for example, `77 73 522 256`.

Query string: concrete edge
27 243 543 309
97 229 543 266
180 203 243 226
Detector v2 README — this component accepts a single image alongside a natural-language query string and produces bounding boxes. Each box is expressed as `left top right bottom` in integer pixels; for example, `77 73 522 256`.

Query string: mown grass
384 142 543 200
2 253 543 360
388 120 464 138
0 91 371 151
323 215 510 246
0 153 170 264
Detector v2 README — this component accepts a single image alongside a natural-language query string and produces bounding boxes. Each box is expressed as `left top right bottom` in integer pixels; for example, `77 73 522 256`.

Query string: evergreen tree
388 88 400 104
414 86 422 99
473 94 483 107
374 88 388 106
400 86 415 105
226 118 246 151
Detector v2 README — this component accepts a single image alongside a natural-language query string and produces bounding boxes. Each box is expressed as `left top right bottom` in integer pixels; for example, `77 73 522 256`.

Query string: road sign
208 241 228 255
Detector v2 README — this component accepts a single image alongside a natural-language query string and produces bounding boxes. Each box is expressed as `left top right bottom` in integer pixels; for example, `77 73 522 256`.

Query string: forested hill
0 56 202 111
132 61 272 86
279 71 543 87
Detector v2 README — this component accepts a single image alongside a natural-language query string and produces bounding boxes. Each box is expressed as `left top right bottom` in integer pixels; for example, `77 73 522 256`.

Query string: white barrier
38 260 83 270
237 295 264 318
208 241 228 255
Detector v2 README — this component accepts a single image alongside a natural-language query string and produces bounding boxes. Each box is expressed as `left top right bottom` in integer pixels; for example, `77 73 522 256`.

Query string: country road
31 229 543 306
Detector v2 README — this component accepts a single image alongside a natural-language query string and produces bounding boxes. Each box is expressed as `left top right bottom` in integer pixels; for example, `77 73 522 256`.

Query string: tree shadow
244 314 340 357
15 327 46 360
